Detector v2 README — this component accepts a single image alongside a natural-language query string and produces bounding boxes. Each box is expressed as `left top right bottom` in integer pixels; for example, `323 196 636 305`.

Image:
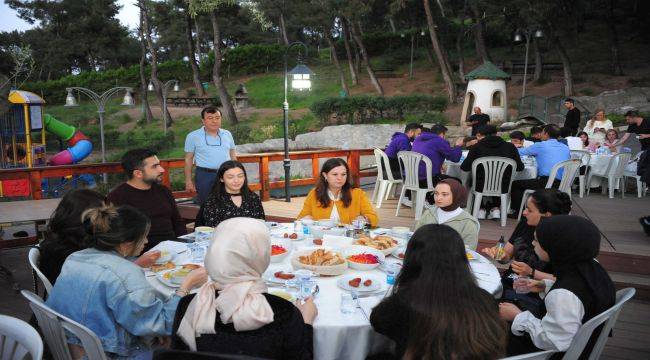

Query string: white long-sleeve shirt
511 288 585 352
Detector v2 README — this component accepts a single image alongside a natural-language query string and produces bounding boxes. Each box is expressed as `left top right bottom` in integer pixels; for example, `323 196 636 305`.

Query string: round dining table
147 223 503 360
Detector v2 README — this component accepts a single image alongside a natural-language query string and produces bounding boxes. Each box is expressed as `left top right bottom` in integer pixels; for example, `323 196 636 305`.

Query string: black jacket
460 136 524 192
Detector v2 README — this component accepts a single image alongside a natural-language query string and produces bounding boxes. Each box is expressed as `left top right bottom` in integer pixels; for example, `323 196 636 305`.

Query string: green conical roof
465 61 510 80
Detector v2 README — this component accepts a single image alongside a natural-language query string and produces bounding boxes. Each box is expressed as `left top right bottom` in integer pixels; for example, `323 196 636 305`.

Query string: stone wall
574 87 650 114
237 123 466 182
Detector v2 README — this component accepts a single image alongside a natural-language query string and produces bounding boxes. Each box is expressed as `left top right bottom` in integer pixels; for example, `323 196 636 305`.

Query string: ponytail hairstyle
529 188 572 215
82 204 150 255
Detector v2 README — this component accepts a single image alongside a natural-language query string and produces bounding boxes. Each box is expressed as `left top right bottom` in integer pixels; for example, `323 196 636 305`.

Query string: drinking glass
340 293 356 314
513 276 531 294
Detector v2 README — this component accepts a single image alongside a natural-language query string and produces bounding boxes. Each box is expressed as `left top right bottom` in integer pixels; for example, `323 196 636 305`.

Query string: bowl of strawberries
343 245 385 270
270 238 292 263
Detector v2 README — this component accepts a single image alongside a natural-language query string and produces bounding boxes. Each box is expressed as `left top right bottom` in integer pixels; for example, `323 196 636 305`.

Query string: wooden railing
0 149 376 201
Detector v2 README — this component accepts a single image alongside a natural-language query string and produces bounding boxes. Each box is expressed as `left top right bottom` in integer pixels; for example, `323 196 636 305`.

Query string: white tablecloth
147 224 502 360
585 154 615 188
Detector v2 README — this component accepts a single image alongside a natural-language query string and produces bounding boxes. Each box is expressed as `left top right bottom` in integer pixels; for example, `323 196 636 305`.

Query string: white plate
391 246 406 260
263 270 296 285
271 231 305 241
156 268 182 288
337 274 382 293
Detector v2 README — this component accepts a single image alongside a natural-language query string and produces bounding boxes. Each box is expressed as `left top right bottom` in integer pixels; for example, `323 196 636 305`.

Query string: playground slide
44 114 94 165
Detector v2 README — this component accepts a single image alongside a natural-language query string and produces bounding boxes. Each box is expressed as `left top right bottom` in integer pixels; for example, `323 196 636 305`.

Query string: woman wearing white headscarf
171 218 317 359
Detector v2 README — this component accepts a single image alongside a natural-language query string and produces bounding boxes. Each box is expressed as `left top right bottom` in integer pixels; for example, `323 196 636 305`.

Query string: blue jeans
195 167 217 205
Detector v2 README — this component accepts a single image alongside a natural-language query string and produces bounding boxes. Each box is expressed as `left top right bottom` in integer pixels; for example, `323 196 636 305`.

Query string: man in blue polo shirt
184 106 237 204
509 124 570 216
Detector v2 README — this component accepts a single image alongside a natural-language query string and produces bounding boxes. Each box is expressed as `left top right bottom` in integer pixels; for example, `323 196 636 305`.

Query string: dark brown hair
315 158 353 208
395 224 507 359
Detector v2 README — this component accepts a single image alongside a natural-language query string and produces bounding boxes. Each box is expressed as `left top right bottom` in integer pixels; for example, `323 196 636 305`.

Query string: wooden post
260 155 270 201
30 171 42 200
161 160 171 188
311 154 320 181
347 150 361 187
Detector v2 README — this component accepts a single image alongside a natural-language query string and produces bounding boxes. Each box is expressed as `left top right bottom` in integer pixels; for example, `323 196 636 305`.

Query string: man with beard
107 148 187 250
384 122 422 179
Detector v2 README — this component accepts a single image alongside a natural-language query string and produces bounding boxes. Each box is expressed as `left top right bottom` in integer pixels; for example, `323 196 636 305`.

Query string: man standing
466 107 490 136
384 123 422 179
620 110 650 151
107 149 187 251
509 124 571 216
563 98 581 136
184 106 237 204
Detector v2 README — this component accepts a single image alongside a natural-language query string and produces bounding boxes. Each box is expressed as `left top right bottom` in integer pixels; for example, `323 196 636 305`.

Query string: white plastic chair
587 153 632 198
517 159 581 220
570 150 591 198
22 290 108 360
371 148 403 208
623 151 647 198
563 287 636 360
467 157 517 227
28 247 53 295
500 350 556 360
395 151 434 220
0 314 44 360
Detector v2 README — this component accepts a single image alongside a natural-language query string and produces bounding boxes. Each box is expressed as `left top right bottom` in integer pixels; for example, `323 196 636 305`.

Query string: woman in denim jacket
46 204 207 359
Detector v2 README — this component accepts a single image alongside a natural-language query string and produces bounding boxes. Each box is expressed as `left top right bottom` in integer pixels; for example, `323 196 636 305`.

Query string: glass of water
340 293 355 314
188 243 206 262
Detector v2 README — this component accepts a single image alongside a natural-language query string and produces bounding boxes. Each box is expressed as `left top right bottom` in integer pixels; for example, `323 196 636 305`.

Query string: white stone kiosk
461 61 510 129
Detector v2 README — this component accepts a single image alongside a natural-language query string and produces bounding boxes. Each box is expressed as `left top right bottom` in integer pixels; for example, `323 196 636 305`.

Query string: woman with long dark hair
39 189 105 285
297 158 378 226
195 160 265 227
46 204 207 358
501 215 615 357
370 224 506 359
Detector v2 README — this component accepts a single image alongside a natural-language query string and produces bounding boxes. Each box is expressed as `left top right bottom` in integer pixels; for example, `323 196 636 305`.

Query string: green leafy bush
310 95 447 125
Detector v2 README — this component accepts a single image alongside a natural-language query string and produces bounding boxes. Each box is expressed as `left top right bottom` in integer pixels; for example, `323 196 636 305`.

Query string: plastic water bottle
386 263 401 285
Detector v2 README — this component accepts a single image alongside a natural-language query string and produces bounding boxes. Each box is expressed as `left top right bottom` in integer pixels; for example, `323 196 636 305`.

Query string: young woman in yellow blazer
297 158 379 227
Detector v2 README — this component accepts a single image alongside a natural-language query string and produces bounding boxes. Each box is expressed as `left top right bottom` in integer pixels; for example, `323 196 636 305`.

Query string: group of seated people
35 139 616 359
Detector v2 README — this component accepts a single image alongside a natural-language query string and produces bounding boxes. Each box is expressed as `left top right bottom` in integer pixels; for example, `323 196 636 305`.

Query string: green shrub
310 95 448 125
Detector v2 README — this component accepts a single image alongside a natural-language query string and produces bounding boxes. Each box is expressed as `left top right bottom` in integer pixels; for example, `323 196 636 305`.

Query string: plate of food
354 235 400 256
156 264 201 288
263 270 297 284
268 287 296 302
270 238 292 263
291 247 347 276
337 274 382 292
391 246 406 260
275 231 305 241
343 245 385 270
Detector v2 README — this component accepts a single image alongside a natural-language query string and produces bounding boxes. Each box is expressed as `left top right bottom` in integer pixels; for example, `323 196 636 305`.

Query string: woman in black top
195 161 265 227
171 218 315 359
370 224 506 360
39 189 105 285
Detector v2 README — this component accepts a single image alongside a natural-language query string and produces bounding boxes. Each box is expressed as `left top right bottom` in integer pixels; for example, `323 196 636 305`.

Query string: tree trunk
279 12 290 45
210 10 238 124
423 0 456 103
456 12 466 83
349 19 384 96
553 32 574 96
341 19 358 86
140 0 171 125
325 33 349 95
185 11 206 96
388 17 396 33
195 19 202 66
533 35 543 82
469 2 491 62
606 0 624 75
138 14 153 124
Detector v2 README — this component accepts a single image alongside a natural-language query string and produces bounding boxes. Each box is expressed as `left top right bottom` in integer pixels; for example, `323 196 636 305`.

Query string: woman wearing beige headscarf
171 218 317 359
